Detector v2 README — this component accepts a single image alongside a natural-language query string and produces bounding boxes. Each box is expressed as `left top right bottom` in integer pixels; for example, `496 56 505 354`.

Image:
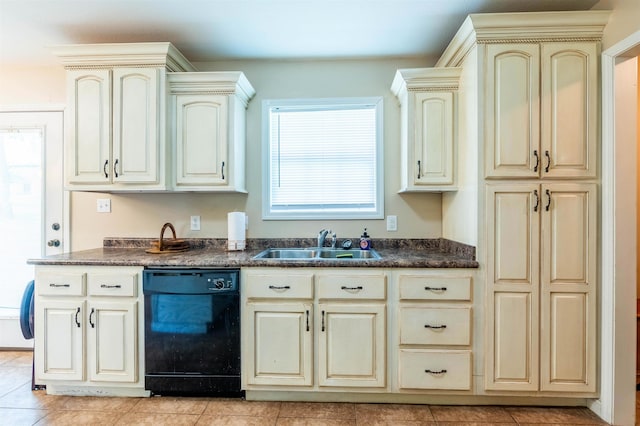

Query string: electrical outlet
386 215 398 231
97 198 111 213
190 215 201 231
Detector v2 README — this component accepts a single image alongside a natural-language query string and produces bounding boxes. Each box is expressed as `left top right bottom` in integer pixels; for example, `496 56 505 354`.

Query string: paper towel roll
228 212 246 251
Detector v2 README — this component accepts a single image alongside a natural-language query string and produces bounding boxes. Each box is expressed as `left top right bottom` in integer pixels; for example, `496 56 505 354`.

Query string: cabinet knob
51 223 60 231
47 239 60 247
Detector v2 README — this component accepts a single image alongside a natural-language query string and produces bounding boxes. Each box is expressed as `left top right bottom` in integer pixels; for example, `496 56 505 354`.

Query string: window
262 97 383 220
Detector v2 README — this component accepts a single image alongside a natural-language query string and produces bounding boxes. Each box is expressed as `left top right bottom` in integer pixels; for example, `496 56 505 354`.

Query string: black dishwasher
143 268 241 396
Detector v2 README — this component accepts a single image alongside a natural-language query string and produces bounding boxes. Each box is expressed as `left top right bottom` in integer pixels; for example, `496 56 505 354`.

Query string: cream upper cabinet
485 42 598 179
485 183 596 392
168 72 255 192
54 43 195 191
391 68 461 192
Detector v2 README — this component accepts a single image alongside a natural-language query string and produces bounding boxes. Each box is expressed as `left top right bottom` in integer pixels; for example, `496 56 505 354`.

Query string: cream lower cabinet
397 273 473 391
34 266 144 395
243 271 314 387
486 183 597 393
242 269 387 391
317 272 387 388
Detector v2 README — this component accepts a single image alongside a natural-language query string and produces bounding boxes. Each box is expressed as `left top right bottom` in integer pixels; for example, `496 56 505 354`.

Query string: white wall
592 0 640 50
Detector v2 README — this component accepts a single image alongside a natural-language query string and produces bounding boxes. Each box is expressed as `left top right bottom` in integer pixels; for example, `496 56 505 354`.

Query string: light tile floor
0 351 613 425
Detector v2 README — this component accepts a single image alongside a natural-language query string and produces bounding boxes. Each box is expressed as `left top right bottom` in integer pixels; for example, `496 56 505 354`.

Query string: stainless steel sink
253 248 381 260
253 248 318 259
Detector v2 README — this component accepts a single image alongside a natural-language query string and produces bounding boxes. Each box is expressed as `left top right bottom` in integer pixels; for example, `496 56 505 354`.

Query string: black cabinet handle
221 161 225 180
417 160 421 179
424 286 447 292
103 160 109 178
114 159 119 178
74 307 81 328
321 310 325 332
341 286 363 291
49 283 70 288
100 284 122 289
305 310 309 332
89 308 95 328
533 189 539 212
268 285 290 290
545 189 551 211
425 369 447 374
533 150 539 172
424 324 447 329
544 150 551 173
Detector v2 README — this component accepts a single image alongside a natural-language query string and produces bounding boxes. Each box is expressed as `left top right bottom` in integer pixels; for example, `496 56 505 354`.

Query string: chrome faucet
317 229 330 247
330 232 337 248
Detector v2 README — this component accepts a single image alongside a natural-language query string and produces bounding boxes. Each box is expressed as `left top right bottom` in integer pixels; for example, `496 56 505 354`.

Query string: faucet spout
317 229 330 248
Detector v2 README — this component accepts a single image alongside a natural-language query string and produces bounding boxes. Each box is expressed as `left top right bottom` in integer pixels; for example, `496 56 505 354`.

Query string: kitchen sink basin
253 248 318 259
253 248 381 261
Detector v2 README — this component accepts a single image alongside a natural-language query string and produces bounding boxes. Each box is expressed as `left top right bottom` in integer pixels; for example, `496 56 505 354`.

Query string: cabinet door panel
540 183 596 392
246 303 313 386
487 185 540 286
318 304 386 388
66 70 111 184
88 301 137 383
35 300 85 381
541 43 597 178
490 292 538 390
485 44 540 178
175 95 228 186
414 92 454 185
112 68 159 183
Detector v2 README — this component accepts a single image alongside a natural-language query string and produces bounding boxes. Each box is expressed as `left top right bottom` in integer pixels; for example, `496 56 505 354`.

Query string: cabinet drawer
88 272 138 297
399 349 471 390
36 271 85 296
245 273 314 299
399 275 471 301
400 307 471 346
317 273 386 300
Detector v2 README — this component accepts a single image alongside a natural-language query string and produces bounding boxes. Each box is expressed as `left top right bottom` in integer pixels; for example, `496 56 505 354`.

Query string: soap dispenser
359 228 371 250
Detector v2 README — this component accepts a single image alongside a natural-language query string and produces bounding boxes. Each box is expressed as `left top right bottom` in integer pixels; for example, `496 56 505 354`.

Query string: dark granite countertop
28 238 478 269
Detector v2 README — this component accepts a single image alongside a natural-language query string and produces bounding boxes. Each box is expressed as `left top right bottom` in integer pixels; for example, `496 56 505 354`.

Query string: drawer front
400 307 471 346
88 272 138 297
245 273 314 299
399 349 472 390
317 273 386 300
36 271 85 296
399 275 471 301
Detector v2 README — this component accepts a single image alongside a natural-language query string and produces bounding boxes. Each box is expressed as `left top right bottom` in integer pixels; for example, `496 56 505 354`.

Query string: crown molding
436 10 611 67
168 72 256 106
391 67 462 98
51 42 196 72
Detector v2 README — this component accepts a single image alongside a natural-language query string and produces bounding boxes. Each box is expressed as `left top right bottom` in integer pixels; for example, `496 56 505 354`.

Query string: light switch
387 215 398 231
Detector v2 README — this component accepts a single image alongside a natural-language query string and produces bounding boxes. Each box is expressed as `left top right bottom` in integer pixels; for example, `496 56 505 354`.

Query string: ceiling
0 0 601 66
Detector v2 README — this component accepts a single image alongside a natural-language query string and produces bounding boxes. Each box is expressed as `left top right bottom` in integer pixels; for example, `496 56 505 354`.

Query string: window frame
261 96 384 220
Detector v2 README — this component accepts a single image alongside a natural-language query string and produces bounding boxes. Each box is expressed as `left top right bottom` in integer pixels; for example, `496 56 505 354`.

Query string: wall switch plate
97 198 111 213
190 215 201 231
386 215 398 231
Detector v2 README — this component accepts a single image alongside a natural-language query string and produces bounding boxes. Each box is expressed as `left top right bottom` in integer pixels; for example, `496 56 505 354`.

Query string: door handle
75 307 81 328
221 161 225 180
103 160 109 178
545 189 551 211
305 310 310 332
321 310 325 332
544 150 551 173
114 159 119 178
417 160 422 179
533 150 539 172
89 308 96 328
533 190 539 212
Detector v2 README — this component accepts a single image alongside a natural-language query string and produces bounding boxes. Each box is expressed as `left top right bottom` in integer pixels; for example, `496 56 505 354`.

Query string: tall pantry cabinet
437 11 609 395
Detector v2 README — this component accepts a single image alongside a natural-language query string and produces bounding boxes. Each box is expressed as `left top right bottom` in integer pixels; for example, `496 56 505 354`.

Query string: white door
0 110 66 340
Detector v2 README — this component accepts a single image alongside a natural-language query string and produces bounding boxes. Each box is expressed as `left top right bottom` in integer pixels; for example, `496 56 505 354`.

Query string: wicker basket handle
159 223 177 252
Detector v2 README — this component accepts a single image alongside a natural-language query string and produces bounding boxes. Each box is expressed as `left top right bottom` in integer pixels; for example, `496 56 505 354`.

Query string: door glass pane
0 128 42 316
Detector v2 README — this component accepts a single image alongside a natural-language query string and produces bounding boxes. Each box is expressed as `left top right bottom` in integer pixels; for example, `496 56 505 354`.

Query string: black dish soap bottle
359 228 371 250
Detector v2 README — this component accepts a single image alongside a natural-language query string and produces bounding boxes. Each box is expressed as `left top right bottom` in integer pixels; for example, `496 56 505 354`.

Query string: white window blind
263 97 383 219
